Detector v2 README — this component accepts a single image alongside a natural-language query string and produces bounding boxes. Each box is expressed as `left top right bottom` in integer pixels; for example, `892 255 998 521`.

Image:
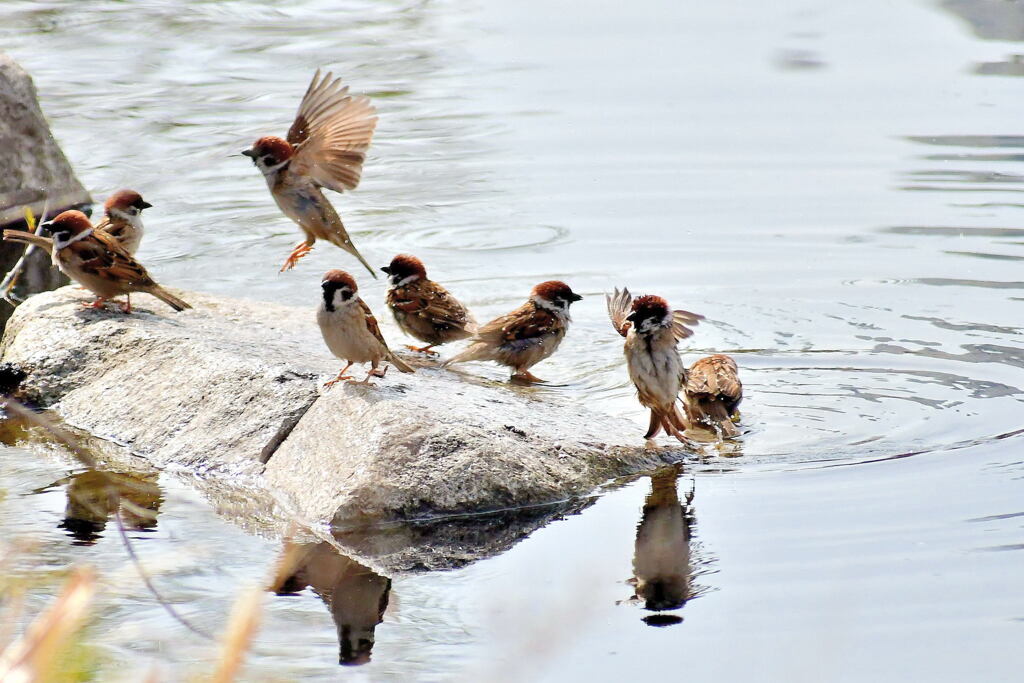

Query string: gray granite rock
1 286 684 525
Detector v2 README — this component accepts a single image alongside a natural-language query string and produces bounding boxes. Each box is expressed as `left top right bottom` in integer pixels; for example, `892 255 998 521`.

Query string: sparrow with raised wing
95 189 151 255
243 70 378 276
3 210 190 313
445 280 582 383
382 254 477 355
317 269 414 387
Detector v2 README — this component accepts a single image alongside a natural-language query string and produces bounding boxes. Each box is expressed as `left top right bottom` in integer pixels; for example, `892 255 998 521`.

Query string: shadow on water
45 470 162 546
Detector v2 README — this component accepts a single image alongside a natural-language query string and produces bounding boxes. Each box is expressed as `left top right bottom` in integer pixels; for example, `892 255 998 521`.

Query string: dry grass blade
0 567 96 682
210 587 264 683
1 204 50 306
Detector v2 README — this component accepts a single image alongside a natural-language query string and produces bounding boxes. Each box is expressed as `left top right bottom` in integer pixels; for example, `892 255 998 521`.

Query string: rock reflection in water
270 542 391 667
53 470 162 546
630 465 697 627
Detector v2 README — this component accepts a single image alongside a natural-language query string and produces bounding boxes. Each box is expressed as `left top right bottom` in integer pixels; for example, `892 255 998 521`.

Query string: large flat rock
1 286 683 524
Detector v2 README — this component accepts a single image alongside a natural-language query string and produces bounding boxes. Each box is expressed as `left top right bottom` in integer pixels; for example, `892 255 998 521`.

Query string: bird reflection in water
53 470 162 545
629 464 698 627
269 542 391 666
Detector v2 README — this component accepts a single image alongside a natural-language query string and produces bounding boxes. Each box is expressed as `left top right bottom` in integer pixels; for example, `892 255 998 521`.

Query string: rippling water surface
1 0 1023 680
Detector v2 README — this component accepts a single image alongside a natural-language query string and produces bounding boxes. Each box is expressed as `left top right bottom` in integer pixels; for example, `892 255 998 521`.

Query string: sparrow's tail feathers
144 286 192 312
443 342 488 367
327 231 377 280
388 352 415 374
3 230 53 253
685 396 740 439
645 405 689 442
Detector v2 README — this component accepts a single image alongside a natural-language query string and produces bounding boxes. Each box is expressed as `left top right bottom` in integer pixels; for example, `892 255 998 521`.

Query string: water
1 0 1023 679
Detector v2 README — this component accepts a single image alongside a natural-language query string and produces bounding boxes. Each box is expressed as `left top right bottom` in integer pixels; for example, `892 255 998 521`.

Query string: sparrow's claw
119 295 133 315
280 242 314 273
323 375 354 388
81 298 107 310
405 344 438 356
511 370 545 384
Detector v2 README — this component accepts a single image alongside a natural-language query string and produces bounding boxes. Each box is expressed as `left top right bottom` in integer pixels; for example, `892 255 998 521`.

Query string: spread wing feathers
606 286 633 337
359 298 413 373
672 309 704 341
685 354 742 438
391 281 477 332
71 231 159 289
288 69 378 194
446 302 554 365
3 229 54 253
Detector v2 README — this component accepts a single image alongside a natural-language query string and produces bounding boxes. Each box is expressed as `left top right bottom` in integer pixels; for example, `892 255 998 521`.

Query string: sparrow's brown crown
104 189 151 214
322 269 358 292
629 295 671 324
532 280 582 303
48 210 93 235
247 136 295 164
383 253 427 280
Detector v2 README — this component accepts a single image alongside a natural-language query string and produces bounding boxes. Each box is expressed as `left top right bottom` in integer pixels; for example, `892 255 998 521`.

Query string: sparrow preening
607 287 741 440
445 280 582 383
95 189 151 255
317 269 414 387
2 210 191 314
382 254 477 354
243 70 378 276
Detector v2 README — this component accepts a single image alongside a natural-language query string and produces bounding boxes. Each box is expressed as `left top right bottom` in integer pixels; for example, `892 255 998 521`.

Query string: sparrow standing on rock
445 280 582 383
2 210 191 313
95 189 151 255
317 269 414 387
242 70 378 276
382 254 477 354
608 287 742 440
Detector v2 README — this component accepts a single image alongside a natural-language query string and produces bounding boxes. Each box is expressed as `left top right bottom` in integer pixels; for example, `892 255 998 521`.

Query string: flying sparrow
3 210 190 313
242 70 378 276
94 189 151 255
445 280 582 383
317 269 414 387
381 253 477 355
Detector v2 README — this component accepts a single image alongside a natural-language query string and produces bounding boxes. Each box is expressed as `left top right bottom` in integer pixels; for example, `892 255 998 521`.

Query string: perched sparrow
445 280 582 383
684 354 742 438
243 70 378 276
2 210 190 313
94 189 151 255
317 269 414 386
382 254 477 354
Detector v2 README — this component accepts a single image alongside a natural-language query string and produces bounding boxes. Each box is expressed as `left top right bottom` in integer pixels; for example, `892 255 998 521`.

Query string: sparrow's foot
280 242 314 273
323 375 354 389
511 370 545 384
119 295 133 315
81 298 107 310
405 344 439 356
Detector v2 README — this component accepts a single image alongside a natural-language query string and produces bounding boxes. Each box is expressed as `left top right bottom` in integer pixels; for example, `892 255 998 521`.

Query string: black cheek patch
340 290 354 301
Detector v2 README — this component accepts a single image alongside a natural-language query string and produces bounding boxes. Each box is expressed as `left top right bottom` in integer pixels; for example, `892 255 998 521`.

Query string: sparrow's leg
81 297 108 310
404 344 438 355
323 362 354 388
280 240 314 273
356 365 388 385
511 369 546 384
119 294 132 314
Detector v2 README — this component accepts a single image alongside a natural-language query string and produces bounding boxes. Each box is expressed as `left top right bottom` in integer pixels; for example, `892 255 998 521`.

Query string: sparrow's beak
625 312 637 323
139 201 153 209
39 221 54 235
241 149 256 158
380 266 392 275
569 293 583 303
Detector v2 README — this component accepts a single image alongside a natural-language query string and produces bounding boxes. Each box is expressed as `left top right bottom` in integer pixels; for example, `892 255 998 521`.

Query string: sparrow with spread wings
607 287 741 440
243 70 378 275
382 254 477 355
3 210 190 313
318 269 414 387
445 280 582 383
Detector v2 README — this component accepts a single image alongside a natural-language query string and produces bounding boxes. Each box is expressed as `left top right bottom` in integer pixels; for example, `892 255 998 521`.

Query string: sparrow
94 189 151 255
2 210 191 313
684 353 742 438
607 288 702 441
382 254 477 355
445 280 582 383
242 70 378 276
317 269 414 387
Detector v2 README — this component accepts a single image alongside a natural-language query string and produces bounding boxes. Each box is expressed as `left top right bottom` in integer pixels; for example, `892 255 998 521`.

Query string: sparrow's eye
262 155 276 165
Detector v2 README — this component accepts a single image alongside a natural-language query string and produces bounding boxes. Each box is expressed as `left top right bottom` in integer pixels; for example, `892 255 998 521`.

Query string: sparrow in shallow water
382 254 477 355
317 270 414 387
95 189 151 255
242 70 378 276
608 287 741 440
2 210 190 314
445 280 582 383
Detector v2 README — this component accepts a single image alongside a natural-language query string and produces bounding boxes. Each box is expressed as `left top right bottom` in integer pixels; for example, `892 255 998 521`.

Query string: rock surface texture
0 52 88 328
1 287 683 526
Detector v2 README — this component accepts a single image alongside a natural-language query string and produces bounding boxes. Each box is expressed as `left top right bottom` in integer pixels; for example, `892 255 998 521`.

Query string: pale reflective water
1 0 1023 680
